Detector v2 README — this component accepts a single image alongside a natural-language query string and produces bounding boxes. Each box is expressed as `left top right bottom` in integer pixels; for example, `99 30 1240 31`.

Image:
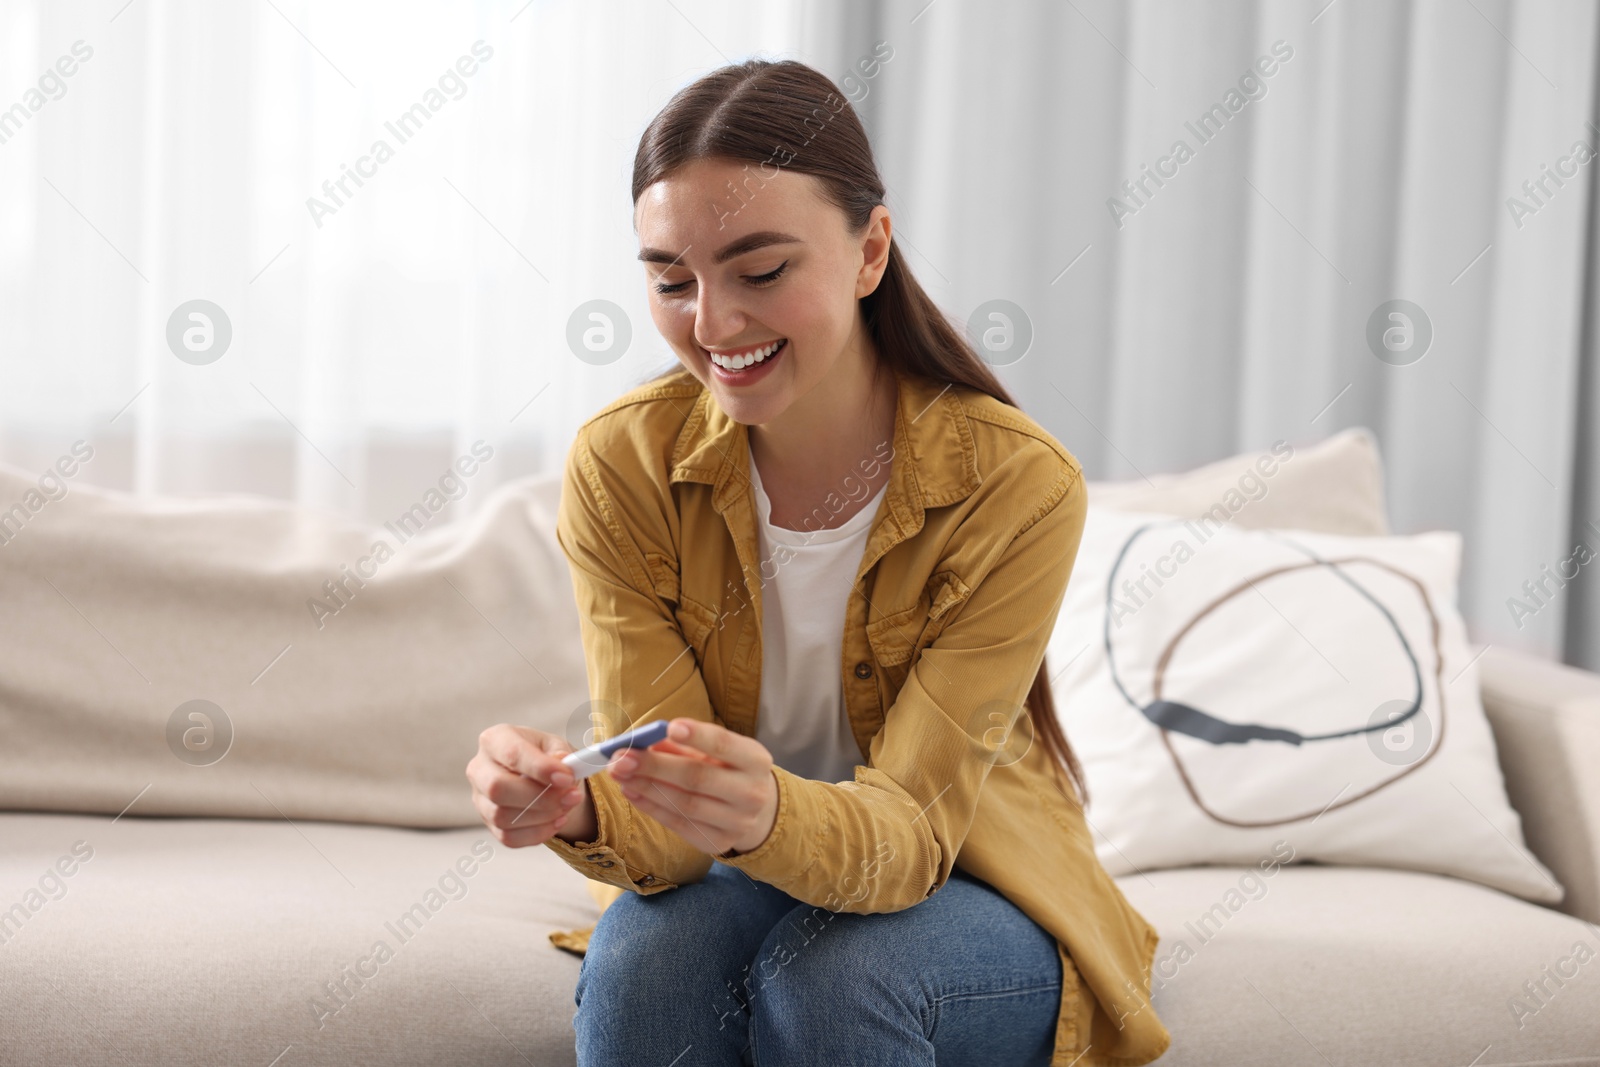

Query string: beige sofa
2 427 1597 1066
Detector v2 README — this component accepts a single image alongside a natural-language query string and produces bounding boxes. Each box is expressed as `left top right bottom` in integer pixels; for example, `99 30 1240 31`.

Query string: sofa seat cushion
7 812 1596 1066
0 813 588 1067
1119 865 1600 1065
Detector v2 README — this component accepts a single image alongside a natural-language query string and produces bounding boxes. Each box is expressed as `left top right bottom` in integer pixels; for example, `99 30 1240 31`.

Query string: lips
704 338 787 372
704 339 788 387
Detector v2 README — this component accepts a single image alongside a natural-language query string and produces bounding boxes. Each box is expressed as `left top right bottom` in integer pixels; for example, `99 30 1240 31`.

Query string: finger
468 754 537 808
498 805 569 835
644 737 728 764
491 820 569 849
621 774 738 827
664 718 768 772
473 782 580 831
495 725 574 780
501 787 581 830
601 739 723 780
480 726 574 788
478 762 579 818
613 746 741 801
516 773 586 821
620 779 734 853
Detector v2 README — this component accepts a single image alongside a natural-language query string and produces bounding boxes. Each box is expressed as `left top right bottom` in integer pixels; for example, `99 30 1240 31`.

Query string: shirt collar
668 362 983 528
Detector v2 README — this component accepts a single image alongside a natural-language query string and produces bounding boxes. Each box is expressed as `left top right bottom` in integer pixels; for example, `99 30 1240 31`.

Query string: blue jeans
572 862 1062 1066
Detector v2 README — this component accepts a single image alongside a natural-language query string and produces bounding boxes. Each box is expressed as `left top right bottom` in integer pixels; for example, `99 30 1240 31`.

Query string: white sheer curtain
5 0 1598 670
0 0 807 522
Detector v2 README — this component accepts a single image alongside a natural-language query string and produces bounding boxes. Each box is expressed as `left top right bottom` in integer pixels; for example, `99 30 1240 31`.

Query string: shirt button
854 661 873 679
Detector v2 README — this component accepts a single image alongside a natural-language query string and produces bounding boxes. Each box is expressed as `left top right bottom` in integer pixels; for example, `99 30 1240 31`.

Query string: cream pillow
1086 426 1389 537
1049 504 1563 904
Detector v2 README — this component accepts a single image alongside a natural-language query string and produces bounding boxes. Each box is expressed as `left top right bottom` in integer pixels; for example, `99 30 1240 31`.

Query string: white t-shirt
747 457 890 783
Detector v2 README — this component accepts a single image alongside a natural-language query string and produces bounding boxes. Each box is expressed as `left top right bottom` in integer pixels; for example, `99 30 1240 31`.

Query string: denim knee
574 865 803 1063
744 876 1063 1067
575 892 680 1012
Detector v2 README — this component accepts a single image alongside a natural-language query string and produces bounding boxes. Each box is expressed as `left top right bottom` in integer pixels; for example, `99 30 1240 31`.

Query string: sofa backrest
0 465 589 828
0 426 1389 829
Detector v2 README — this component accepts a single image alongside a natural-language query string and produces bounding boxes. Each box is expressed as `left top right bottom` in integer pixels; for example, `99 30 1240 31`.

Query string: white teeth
708 339 785 371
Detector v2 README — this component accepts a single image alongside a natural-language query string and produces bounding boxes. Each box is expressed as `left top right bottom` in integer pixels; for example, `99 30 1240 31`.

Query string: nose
692 282 748 351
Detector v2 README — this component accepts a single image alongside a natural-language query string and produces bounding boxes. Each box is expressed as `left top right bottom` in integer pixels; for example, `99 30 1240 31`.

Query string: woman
466 59 1170 1066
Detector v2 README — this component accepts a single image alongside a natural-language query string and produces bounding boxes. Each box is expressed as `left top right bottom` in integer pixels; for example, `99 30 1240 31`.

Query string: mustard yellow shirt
544 363 1171 1066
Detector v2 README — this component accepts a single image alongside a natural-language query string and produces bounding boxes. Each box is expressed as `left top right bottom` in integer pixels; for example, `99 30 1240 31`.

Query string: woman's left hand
607 718 779 857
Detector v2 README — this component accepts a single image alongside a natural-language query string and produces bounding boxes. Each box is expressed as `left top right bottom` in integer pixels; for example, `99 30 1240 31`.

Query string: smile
703 338 787 372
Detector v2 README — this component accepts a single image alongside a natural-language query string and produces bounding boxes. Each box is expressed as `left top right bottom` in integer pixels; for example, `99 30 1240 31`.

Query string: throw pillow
1048 504 1563 904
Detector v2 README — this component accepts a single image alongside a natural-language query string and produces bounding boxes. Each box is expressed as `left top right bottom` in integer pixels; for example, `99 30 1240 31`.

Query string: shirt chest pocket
863 569 973 675
644 551 719 663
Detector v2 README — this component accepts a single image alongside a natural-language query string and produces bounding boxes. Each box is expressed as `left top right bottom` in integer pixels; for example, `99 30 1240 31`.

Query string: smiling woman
464 57 1171 1067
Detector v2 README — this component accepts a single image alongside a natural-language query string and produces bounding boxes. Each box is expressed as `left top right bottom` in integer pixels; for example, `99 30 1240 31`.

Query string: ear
856 204 893 299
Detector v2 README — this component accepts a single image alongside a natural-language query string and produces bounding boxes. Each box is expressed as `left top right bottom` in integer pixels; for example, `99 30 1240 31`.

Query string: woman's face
634 156 889 427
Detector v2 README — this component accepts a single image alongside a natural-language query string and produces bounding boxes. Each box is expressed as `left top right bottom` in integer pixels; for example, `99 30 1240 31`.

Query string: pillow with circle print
1046 505 1562 905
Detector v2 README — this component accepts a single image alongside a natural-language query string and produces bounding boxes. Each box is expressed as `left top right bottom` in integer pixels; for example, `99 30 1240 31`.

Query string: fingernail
551 771 574 789
612 754 636 775
566 787 583 804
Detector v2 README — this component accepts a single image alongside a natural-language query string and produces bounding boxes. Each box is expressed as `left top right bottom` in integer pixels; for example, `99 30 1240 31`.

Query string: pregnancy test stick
561 719 672 781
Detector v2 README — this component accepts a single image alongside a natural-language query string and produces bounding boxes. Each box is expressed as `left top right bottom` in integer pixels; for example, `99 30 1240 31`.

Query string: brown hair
629 58 1088 809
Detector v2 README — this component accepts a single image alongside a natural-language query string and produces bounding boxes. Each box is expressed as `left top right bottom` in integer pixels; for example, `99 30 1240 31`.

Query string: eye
652 261 789 296
747 261 788 287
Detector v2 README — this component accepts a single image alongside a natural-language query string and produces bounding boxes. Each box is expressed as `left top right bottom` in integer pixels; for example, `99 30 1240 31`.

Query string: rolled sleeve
543 428 716 893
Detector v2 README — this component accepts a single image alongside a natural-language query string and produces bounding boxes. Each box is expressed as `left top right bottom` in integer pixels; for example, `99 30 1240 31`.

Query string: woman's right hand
466 724 594 847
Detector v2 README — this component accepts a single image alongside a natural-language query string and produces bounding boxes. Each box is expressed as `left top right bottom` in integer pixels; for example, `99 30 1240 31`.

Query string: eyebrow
637 230 802 267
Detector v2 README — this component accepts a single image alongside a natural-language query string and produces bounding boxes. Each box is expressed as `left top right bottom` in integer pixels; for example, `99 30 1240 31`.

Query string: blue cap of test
561 719 672 780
